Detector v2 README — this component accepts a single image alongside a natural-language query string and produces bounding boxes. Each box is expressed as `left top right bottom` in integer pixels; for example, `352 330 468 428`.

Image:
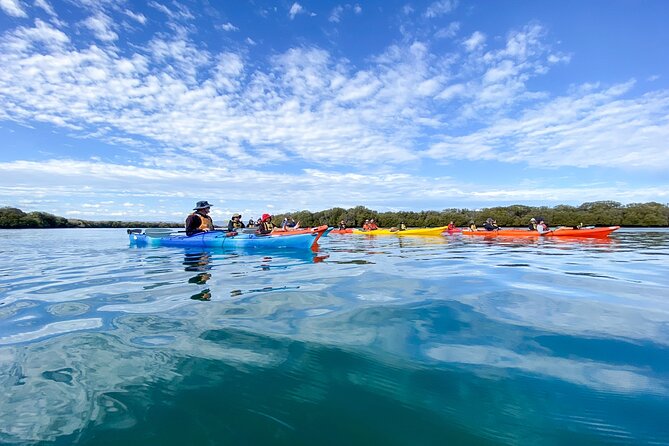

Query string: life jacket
190 211 214 231
259 220 275 233
368 223 379 230
230 219 244 229
447 223 455 230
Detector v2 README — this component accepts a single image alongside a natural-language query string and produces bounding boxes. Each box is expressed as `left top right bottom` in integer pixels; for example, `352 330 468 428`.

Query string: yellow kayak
352 226 450 236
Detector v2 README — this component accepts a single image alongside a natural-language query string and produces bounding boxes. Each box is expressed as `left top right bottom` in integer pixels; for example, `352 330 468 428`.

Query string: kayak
329 228 353 234
271 225 330 241
461 226 620 238
352 225 451 236
128 229 321 249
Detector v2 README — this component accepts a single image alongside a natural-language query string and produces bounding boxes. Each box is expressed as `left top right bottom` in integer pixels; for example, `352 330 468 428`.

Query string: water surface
1 228 668 445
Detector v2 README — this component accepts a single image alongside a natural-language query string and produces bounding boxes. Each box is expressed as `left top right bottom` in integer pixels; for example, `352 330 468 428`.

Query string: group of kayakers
186 200 582 236
185 201 302 236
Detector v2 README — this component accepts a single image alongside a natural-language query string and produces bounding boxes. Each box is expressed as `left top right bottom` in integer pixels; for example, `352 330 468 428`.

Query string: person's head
262 213 271 222
486 217 493 224
232 213 241 220
194 201 213 213
530 218 536 223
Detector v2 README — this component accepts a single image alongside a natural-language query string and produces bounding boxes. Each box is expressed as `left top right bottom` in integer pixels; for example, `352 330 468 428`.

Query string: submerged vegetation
1 201 667 229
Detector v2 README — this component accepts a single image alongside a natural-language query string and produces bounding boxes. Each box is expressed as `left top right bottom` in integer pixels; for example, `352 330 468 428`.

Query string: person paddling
257 213 275 234
185 201 215 236
227 213 245 231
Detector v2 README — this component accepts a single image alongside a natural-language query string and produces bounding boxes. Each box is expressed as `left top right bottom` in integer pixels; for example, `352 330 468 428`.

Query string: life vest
190 211 214 231
259 220 275 233
230 219 244 229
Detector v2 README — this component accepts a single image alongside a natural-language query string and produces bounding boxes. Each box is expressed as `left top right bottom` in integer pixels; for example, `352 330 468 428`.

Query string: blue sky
0 0 667 222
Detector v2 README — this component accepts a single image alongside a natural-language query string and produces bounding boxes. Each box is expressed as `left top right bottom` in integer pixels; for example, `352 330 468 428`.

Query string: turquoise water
1 228 668 445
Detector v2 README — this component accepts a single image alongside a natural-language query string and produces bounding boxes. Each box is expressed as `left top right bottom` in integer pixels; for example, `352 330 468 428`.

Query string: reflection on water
0 228 668 444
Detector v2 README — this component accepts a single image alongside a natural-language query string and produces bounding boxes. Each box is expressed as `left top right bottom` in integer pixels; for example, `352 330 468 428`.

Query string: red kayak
462 226 620 238
329 228 353 234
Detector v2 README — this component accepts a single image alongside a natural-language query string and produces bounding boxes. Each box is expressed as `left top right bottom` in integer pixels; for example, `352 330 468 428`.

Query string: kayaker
367 219 379 230
528 218 537 231
257 213 275 234
468 220 477 231
282 215 300 230
185 201 215 236
536 219 551 234
362 219 370 230
227 213 246 231
483 218 499 231
247 218 256 227
447 221 456 231
338 220 347 229
399 222 407 231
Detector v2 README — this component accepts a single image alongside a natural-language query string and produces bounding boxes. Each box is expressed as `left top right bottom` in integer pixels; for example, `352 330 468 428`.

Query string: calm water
1 228 668 445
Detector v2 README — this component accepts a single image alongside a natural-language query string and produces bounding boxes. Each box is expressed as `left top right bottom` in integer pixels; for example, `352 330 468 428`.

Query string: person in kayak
367 219 379 230
528 218 537 230
282 215 300 230
468 220 477 231
483 218 499 231
399 222 407 231
536 219 551 234
447 221 456 231
227 213 246 231
185 201 215 236
338 220 348 229
247 218 256 227
257 213 276 234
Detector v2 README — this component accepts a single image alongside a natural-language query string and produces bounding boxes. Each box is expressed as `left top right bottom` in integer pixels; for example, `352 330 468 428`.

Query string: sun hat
530 218 536 222
261 213 271 221
194 201 213 210
232 213 241 218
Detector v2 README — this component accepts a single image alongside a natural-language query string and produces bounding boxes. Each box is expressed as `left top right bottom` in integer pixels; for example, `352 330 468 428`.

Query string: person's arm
185 214 201 236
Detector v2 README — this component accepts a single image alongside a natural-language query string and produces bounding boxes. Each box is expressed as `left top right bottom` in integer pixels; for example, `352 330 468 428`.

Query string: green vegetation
0 207 178 229
275 201 669 228
1 201 667 229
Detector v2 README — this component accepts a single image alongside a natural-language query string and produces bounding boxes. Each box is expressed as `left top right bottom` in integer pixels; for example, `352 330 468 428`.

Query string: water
1 228 668 445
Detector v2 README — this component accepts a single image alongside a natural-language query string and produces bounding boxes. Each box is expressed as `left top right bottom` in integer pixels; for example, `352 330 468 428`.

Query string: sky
0 0 668 222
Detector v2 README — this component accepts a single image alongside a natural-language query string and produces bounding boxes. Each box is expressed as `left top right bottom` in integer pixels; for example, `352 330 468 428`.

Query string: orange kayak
271 225 329 242
461 226 620 238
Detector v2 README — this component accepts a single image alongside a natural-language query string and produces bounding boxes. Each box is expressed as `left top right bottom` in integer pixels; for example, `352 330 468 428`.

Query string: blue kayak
128 229 320 250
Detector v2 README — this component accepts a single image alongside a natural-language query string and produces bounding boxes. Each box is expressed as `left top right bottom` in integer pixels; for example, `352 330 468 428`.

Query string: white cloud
34 0 56 17
424 0 457 18
435 21 460 39
329 5 343 23
288 2 304 20
123 8 147 25
221 22 238 32
426 82 669 170
83 12 118 42
0 0 27 17
463 31 485 51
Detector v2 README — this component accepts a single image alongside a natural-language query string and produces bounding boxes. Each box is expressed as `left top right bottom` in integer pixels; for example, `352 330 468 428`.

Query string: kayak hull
461 226 620 238
352 225 451 236
129 230 320 249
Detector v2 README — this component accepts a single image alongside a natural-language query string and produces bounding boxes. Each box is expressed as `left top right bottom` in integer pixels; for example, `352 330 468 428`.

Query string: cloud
288 2 304 20
426 81 669 170
463 31 485 51
83 12 118 41
34 0 56 17
220 21 238 32
424 0 457 18
329 5 343 23
435 21 460 39
0 0 27 17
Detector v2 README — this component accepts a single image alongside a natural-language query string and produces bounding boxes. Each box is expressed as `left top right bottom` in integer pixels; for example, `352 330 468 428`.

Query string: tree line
1 201 667 229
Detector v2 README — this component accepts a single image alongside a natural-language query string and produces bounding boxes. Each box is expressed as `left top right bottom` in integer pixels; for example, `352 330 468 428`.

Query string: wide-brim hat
232 213 241 218
261 213 271 221
194 200 213 210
